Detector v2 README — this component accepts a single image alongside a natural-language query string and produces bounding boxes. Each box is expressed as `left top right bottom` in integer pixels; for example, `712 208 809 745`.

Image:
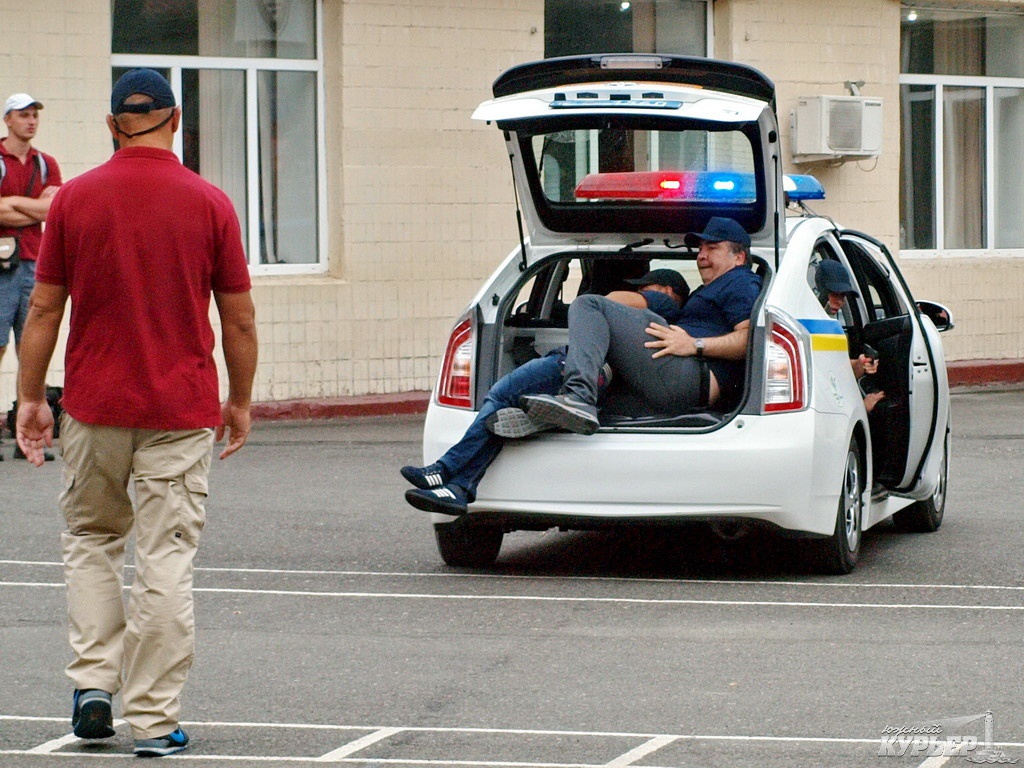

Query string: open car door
839 232 943 493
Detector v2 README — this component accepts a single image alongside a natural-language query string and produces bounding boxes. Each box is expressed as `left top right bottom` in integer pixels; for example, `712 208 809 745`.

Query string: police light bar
575 171 756 203
783 174 825 201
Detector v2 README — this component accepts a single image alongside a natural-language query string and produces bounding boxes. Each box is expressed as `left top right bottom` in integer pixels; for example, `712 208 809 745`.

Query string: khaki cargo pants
59 415 214 739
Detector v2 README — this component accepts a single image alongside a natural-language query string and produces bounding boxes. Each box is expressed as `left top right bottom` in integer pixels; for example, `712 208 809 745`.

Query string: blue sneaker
400 461 449 490
134 727 189 757
72 689 115 739
405 484 470 516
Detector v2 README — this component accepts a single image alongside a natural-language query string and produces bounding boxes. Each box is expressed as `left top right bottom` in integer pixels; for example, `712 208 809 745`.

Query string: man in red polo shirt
0 92 62 459
15 69 258 758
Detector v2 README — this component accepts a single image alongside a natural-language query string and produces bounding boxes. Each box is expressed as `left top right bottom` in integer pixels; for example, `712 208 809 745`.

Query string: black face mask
112 108 175 139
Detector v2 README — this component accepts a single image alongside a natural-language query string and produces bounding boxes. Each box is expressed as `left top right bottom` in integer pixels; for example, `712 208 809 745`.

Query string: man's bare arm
644 319 751 360
213 289 258 459
15 283 68 466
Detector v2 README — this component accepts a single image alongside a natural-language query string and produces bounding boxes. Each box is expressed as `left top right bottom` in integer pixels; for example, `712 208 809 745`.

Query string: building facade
1 0 1021 411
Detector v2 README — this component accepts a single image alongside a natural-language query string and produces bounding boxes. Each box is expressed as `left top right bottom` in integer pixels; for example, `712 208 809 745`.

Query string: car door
839 232 941 493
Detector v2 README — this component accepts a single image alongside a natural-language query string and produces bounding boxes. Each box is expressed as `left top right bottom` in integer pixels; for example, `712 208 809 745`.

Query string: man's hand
15 400 54 467
644 322 697 359
853 353 879 378
216 402 252 459
864 390 886 414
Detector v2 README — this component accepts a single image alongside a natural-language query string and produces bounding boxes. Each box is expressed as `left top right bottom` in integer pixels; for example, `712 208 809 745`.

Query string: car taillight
436 317 474 408
763 320 806 412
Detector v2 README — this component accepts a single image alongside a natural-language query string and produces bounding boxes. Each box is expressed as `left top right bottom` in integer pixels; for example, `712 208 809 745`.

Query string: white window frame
110 6 327 276
900 73 1024 257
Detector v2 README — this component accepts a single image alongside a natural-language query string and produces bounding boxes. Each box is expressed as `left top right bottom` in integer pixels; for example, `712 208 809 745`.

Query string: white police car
419 54 952 574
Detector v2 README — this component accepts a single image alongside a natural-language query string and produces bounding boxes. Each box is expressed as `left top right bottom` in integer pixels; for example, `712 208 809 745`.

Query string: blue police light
691 171 756 202
783 174 825 201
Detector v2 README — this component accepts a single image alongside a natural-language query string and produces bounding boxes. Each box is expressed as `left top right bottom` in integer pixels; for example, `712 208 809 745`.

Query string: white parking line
3 560 1024 593
315 727 403 761
603 735 678 767
3 716 1020 766
1 580 1022 612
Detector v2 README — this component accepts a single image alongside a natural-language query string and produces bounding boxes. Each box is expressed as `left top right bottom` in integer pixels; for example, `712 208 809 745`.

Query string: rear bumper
423 404 855 537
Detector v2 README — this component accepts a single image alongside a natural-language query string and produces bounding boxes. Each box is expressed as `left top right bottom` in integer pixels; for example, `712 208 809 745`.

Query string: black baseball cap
815 260 859 297
625 268 690 299
111 69 176 115
683 217 752 249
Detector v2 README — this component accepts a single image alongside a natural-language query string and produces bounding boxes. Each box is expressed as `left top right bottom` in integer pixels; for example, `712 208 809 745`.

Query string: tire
811 438 864 575
892 430 948 533
434 522 503 567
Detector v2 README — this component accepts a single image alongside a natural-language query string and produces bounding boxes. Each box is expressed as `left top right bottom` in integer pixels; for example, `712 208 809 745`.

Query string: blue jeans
438 349 565 498
0 258 36 347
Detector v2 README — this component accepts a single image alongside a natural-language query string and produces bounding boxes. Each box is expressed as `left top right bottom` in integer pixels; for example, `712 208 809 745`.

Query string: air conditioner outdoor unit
791 95 883 161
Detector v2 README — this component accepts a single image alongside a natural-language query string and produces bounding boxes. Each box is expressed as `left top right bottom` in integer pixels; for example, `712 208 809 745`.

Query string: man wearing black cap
0 92 62 459
814 259 885 413
521 216 761 434
15 69 258 757
400 270 689 516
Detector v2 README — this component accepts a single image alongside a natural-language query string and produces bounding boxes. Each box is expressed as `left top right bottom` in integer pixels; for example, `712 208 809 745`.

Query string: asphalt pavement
1 389 1022 767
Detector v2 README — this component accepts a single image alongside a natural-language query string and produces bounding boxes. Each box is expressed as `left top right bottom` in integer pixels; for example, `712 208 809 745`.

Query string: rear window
513 117 765 236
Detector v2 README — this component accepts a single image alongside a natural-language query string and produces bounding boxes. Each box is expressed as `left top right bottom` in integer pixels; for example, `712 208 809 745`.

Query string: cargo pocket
58 466 77 528
172 465 209 546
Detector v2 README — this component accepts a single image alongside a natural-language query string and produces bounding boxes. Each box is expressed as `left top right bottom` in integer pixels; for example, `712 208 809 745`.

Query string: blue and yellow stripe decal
799 318 849 353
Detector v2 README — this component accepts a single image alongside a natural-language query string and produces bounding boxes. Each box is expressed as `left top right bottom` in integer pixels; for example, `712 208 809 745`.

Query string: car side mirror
916 300 954 332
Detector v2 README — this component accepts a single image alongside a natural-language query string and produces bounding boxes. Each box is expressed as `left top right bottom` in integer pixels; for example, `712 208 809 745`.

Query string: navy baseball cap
111 69 176 115
624 268 690 299
683 217 751 249
815 259 859 297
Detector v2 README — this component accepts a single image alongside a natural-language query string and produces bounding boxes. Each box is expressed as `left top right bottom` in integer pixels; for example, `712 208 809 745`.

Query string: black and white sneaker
71 689 115 740
485 407 555 439
400 462 449 490
405 484 470 516
519 394 600 435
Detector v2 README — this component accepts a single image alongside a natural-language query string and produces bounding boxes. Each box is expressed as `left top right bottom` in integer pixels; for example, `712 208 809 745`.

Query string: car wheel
892 430 948 533
812 438 863 575
434 522 503 567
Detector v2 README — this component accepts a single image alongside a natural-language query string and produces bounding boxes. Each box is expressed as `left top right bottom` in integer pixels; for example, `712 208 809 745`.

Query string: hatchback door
839 231 943 493
471 54 785 258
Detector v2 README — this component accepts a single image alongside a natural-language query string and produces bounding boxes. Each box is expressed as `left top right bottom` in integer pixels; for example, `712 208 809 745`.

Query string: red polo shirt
36 146 251 430
0 138 62 260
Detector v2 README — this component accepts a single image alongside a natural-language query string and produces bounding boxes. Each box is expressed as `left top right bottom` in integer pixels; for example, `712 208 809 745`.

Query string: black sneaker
72 689 115 739
134 727 189 757
400 461 449 490
405 484 470 516
520 393 600 435
486 407 555 439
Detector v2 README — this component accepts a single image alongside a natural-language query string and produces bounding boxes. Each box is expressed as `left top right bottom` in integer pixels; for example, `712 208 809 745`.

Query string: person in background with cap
518 216 761 436
14 68 257 757
0 93 62 459
814 259 885 413
400 269 690 516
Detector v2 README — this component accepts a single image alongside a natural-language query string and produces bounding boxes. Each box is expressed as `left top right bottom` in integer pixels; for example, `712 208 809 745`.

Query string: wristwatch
694 338 705 359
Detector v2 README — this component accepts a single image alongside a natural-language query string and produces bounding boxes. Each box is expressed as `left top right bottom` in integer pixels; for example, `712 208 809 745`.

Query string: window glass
545 0 707 58
900 8 1024 77
112 0 316 59
899 84 935 249
942 86 985 249
258 70 318 265
531 127 756 206
994 87 1024 247
900 6 1024 251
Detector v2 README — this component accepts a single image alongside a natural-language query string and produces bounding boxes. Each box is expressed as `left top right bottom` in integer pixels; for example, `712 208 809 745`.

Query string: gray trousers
562 294 704 416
